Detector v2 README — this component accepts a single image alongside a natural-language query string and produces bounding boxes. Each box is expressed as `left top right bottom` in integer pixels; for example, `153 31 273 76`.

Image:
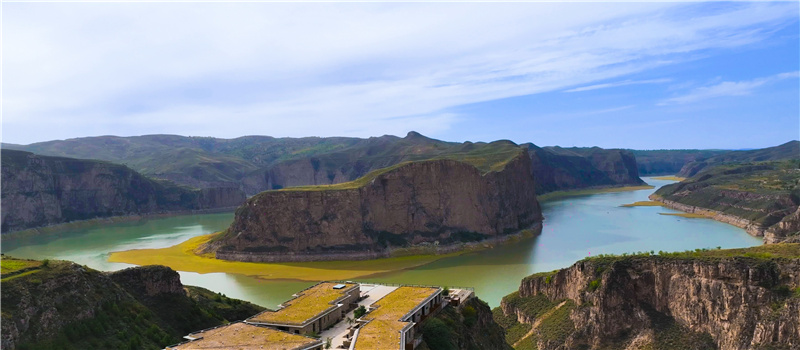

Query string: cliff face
211 151 542 260
1 150 245 233
525 144 645 194
497 245 800 350
653 161 800 243
0 258 263 350
419 297 513 350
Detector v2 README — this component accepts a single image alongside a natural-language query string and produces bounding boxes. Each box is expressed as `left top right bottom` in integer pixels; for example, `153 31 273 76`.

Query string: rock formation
208 150 542 261
1 150 246 233
496 245 800 350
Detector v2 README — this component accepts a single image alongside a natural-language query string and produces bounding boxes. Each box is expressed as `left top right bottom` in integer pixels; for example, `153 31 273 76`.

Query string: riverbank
108 227 541 281
1 207 238 240
649 194 769 242
650 175 686 181
537 185 654 202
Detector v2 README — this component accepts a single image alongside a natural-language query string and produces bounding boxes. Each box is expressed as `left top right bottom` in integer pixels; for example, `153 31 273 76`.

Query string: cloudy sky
3 2 798 149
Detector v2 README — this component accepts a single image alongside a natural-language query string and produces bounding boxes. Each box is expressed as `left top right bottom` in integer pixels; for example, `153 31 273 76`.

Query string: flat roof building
166 322 322 350
352 286 443 350
248 282 360 335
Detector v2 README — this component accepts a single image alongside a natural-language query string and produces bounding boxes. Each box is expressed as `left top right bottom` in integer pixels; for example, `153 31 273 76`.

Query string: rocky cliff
0 257 263 350
208 150 542 261
1 150 246 233
496 244 800 350
525 144 645 194
419 297 513 350
653 161 800 243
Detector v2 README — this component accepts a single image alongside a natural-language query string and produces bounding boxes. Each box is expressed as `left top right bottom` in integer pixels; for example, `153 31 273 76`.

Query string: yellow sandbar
108 233 454 281
658 212 708 219
620 201 664 207
651 176 686 181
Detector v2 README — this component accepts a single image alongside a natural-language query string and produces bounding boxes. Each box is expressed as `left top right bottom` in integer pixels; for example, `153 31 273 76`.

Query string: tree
325 337 332 349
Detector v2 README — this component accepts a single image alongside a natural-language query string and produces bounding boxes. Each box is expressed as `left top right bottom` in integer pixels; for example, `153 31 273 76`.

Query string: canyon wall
498 246 800 350
1 150 245 233
209 151 542 261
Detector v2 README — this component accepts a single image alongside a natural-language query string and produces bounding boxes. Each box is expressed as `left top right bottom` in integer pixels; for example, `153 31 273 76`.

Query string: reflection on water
1 178 762 308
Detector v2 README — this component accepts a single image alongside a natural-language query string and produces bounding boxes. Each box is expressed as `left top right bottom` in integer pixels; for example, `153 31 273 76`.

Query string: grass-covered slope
495 244 800 350
0 256 263 350
677 140 799 178
654 160 800 241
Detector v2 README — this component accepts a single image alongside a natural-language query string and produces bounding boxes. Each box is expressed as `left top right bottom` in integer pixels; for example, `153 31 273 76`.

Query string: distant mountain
0 150 245 233
5 132 645 196
525 145 645 194
630 149 730 176
676 140 800 177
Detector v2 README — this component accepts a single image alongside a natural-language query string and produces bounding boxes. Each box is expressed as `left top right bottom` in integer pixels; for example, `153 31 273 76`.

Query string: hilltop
653 160 800 243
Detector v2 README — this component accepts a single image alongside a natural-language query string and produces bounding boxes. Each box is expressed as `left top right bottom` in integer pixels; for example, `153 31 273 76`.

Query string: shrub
461 306 477 327
422 318 456 350
354 305 367 319
587 279 601 292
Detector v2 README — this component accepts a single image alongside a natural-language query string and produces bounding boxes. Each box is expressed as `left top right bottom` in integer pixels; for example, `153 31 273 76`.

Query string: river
1 177 762 308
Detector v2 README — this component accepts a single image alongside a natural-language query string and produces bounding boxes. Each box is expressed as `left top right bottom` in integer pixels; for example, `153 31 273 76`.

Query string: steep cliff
525 144 645 194
1 150 245 233
208 149 542 261
496 244 800 350
631 149 729 176
653 161 800 243
0 257 263 350
418 297 513 350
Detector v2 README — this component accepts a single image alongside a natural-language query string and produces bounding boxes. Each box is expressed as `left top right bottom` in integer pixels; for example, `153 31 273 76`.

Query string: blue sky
3 2 798 149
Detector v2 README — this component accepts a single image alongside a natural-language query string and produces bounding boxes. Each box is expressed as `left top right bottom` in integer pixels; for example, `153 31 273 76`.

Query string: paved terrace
353 286 440 350
248 282 357 325
166 322 321 350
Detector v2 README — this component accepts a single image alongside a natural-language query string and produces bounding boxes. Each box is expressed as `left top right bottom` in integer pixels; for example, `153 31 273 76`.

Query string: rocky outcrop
209 151 542 261
498 245 800 350
1 150 246 233
0 259 263 350
524 144 645 194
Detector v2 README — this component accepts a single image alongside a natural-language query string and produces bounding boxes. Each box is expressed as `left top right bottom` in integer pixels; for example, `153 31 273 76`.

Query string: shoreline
108 224 542 281
1 207 238 240
649 195 769 242
537 185 655 202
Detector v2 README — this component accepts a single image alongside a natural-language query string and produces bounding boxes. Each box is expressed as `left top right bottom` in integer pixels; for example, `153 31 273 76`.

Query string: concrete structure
351 286 445 350
166 322 322 350
247 282 360 335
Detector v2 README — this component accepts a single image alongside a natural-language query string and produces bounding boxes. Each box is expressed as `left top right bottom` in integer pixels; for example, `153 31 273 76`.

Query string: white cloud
659 71 800 105
2 2 798 143
564 79 672 92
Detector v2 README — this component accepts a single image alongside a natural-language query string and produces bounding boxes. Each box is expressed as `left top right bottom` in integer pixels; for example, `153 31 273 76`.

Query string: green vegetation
582 244 800 263
1 257 263 350
492 307 531 345
655 160 799 229
514 334 539 350
422 318 457 350
643 305 717 350
354 305 367 319
587 279 601 292
0 256 42 275
501 292 557 321
677 141 799 177
536 301 575 344
631 149 730 176
420 298 511 350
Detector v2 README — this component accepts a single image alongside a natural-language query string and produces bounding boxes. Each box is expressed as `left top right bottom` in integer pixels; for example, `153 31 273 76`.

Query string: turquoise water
1 178 761 307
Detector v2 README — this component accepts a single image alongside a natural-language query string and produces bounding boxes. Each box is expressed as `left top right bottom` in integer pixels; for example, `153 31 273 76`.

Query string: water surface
2 178 761 307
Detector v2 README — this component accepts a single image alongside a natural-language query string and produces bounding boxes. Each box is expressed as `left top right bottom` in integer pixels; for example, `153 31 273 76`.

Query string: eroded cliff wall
1 150 245 233
211 151 542 261
497 245 800 350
